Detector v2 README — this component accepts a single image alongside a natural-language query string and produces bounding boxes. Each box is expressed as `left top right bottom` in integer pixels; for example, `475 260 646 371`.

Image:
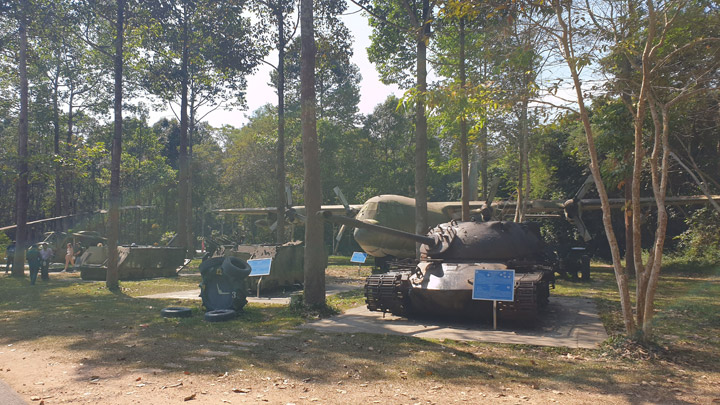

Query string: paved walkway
301 296 607 349
143 283 606 349
0 378 26 405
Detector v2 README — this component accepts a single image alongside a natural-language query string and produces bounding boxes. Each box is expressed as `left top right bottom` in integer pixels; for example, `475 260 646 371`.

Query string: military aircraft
0 205 154 233
214 182 720 266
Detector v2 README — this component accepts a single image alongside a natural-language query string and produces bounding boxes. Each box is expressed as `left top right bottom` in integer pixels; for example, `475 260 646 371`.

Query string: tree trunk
300 0 325 306
414 0 431 256
469 147 479 201
480 124 488 201
630 0 657 330
552 0 635 335
514 99 529 223
64 85 75 217
618 23 636 276
459 17 470 222
177 9 190 255
13 2 29 277
276 7 287 244
52 74 62 224
624 175 635 275
641 99 671 337
479 58 489 202
67 84 74 147
186 87 195 253
106 0 125 291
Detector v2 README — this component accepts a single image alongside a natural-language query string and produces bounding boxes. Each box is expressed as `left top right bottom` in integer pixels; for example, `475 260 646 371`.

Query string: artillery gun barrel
316 210 437 247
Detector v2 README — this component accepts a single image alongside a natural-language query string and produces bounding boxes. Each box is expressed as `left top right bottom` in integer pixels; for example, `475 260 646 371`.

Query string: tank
318 211 556 321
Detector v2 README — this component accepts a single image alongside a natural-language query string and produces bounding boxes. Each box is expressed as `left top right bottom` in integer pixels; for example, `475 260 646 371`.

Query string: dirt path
2 337 713 404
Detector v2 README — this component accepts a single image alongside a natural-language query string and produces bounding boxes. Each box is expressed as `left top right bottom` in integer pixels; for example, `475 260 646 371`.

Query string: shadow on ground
1 265 717 405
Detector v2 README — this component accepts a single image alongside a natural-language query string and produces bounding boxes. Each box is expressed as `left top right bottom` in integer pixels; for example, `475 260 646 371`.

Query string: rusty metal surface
78 245 186 280
223 241 304 292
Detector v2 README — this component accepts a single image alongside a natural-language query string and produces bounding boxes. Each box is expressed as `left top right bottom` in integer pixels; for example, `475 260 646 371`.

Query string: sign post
471 269 515 330
350 252 368 274
247 258 272 298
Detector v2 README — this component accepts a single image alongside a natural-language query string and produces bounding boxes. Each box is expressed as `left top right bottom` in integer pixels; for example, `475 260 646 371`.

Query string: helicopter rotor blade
333 186 357 217
574 175 595 201
333 224 346 255
285 184 293 207
336 224 346 242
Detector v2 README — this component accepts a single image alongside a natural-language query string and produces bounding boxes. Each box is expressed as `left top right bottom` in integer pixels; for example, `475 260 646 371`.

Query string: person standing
39 243 53 280
63 242 74 272
5 241 15 274
26 245 41 285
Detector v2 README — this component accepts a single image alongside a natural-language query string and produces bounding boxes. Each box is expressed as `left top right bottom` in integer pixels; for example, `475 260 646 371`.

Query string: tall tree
106 0 125 290
12 0 30 277
356 0 436 253
144 0 261 254
37 0 113 223
300 0 325 306
545 0 720 337
252 0 297 244
432 4 491 219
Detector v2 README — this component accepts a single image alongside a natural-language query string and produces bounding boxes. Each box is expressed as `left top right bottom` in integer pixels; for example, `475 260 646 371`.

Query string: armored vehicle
318 211 556 320
78 245 188 280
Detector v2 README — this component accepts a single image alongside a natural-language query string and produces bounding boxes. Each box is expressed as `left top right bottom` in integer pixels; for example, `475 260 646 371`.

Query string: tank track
499 272 551 316
364 270 552 319
364 272 412 316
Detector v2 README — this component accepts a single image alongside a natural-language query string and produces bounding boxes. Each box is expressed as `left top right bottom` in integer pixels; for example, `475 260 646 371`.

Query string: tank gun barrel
316 210 437 247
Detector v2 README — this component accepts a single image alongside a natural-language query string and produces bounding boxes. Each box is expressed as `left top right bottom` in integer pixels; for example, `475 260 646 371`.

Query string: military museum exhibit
321 211 556 319
0 0 718 403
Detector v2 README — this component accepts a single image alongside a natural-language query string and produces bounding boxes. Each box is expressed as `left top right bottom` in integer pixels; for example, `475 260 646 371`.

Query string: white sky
148 6 404 129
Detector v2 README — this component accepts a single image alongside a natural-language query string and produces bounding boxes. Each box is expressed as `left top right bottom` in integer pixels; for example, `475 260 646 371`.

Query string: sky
148 5 404 129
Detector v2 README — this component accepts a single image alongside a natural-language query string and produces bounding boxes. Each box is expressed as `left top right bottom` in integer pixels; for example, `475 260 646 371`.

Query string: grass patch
1 256 718 401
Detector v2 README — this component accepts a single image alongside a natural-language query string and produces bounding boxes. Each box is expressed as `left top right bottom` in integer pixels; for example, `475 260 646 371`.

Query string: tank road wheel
161 306 193 318
204 309 237 322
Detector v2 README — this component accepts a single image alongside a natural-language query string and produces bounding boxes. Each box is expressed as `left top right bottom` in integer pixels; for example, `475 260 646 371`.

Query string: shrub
675 207 720 263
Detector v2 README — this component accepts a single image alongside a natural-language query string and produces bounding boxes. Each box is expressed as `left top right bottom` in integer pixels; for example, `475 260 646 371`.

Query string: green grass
1 256 718 401
553 260 720 368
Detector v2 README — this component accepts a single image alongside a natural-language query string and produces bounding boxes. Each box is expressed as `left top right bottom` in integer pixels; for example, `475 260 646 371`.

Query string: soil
1 268 718 404
0 341 676 404
2 327 718 404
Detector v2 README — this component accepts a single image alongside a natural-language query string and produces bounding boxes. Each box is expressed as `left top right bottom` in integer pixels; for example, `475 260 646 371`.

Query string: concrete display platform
142 287 607 349
301 296 607 349
0 378 25 405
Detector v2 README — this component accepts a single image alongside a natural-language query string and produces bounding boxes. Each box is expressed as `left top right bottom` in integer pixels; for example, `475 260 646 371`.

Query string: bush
0 232 10 258
675 207 720 263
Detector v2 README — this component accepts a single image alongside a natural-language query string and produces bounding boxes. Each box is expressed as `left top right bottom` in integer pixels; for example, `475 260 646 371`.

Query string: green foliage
676 208 720 262
590 98 635 190
366 0 425 89
277 29 361 126
140 0 263 114
219 106 277 209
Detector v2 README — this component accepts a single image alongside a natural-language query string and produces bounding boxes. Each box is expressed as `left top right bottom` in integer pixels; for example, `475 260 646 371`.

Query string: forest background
0 0 719 307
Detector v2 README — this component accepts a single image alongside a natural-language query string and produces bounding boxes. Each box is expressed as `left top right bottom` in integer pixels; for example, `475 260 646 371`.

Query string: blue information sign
247 258 272 277
350 252 368 264
472 269 515 302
